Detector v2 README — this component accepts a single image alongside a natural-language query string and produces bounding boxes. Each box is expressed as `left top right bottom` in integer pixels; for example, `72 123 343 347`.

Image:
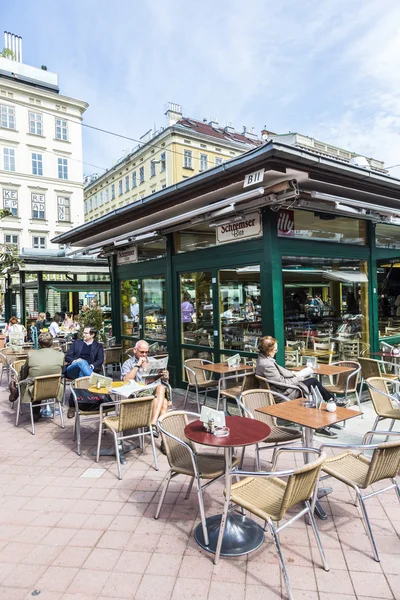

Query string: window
105 187 109 203
57 157 68 179
143 276 167 340
160 152 166 172
125 175 130 192
84 200 88 214
31 193 45 219
3 148 15 172
29 112 43 135
55 118 68 141
132 171 137 188
199 153 208 171
94 194 98 208
111 184 115 199
277 209 366 245
32 236 46 249
119 180 123 195
139 166 145 184
152 188 156 194
3 189 18 216
57 196 71 221
89 198 93 211
1 105 15 129
150 160 156 177
4 233 19 250
32 153 43 176
215 157 223 166
99 191 103 205
184 150 193 169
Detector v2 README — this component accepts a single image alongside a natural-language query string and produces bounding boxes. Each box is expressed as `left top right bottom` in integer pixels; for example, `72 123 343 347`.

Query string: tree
78 306 106 342
0 209 24 271
0 48 15 59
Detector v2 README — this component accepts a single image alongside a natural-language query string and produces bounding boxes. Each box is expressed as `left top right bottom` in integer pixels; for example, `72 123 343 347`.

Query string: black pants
301 377 333 402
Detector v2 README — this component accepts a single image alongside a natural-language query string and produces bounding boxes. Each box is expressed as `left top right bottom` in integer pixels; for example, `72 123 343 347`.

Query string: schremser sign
216 211 262 245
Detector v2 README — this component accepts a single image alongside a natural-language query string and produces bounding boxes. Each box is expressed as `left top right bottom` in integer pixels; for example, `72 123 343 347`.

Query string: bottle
208 418 215 434
96 379 101 390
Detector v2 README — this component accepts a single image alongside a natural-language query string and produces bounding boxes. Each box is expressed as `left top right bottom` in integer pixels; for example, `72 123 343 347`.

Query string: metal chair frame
255 373 309 399
366 377 400 435
15 374 64 435
183 359 218 412
102 346 123 377
325 360 362 414
215 370 256 412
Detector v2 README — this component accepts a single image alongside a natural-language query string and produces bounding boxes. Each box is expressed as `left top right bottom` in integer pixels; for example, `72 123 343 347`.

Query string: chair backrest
104 346 122 365
380 342 394 353
341 340 359 359
331 361 360 391
285 340 304 350
71 376 91 390
241 372 259 392
254 374 270 390
32 375 61 402
313 341 330 351
158 411 196 470
363 440 400 487
366 377 397 416
11 359 25 380
277 453 327 520
184 358 210 385
239 389 276 427
117 396 154 431
285 350 299 368
358 357 381 380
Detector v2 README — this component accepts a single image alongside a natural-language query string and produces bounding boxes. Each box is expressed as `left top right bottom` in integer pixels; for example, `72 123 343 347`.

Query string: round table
184 416 271 557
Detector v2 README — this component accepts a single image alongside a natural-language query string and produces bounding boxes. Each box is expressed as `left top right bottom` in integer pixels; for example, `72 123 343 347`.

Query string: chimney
165 102 183 126
3 31 22 62
224 122 235 134
242 126 259 141
209 117 219 129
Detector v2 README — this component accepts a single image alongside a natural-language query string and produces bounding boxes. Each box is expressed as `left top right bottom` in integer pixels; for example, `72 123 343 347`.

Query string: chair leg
76 412 81 456
185 477 194 499
15 397 21 426
195 474 209 548
197 386 202 413
255 444 261 471
354 389 363 416
149 429 158 471
358 492 380 561
214 483 231 565
371 416 380 433
392 478 400 502
155 470 172 519
96 420 103 462
58 401 64 429
385 419 395 443
306 501 329 571
183 385 189 410
270 520 294 600
114 432 122 480
239 447 246 469
29 403 35 435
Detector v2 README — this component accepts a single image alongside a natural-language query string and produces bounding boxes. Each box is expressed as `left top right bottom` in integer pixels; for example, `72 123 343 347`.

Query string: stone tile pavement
0 385 398 599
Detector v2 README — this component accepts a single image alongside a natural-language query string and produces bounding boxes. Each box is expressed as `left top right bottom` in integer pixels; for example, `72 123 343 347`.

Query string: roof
175 118 262 147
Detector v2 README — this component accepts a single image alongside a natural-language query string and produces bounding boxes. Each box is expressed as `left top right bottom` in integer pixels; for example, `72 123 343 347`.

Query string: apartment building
0 32 88 253
84 103 262 221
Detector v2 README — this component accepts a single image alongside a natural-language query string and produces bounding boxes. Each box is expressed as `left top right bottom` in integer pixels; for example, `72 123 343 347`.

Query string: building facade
0 34 88 254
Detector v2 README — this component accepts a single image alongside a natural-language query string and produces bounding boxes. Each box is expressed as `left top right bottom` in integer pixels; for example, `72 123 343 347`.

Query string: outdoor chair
155 410 238 546
102 346 122 377
365 377 400 434
339 339 360 361
358 357 397 398
284 349 299 368
214 448 328 600
237 389 302 469
324 360 362 413
320 431 400 561
183 358 218 412
216 371 257 412
255 373 308 399
15 374 63 435
9 359 26 408
96 395 158 479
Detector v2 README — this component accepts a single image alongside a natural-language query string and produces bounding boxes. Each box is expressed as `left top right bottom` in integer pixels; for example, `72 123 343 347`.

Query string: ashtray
214 426 230 437
301 399 314 408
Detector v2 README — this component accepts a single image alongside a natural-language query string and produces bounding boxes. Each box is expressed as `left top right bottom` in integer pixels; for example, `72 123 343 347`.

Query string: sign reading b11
243 169 265 188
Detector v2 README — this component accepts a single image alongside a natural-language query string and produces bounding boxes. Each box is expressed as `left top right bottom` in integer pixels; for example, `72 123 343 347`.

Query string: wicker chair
320 431 400 561
102 346 122 377
183 359 218 412
15 374 63 435
9 359 26 408
255 373 308 399
366 377 400 434
284 349 299 368
237 389 302 469
358 357 397 398
96 395 158 479
155 410 238 546
324 361 362 413
214 448 328 600
216 371 257 411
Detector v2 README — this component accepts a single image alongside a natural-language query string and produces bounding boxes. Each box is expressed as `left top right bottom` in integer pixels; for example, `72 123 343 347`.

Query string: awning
48 283 110 293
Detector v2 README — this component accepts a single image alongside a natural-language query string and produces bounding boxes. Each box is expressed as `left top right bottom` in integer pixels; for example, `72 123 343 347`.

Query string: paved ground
0 386 399 600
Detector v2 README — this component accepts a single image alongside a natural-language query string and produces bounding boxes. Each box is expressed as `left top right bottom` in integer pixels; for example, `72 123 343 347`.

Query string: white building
0 32 88 253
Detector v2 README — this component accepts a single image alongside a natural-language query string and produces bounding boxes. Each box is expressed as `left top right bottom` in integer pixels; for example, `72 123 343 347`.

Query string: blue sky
3 0 400 177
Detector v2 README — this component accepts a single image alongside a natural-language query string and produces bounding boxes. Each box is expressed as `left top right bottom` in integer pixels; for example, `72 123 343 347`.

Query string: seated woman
256 336 338 438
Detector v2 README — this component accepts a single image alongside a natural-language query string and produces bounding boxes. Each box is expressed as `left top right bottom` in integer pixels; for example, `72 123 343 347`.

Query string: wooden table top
256 398 361 429
200 362 254 375
292 364 355 376
184 416 270 448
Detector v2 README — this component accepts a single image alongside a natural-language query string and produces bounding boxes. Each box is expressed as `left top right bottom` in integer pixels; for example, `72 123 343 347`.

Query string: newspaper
111 379 162 398
141 356 169 379
296 366 314 380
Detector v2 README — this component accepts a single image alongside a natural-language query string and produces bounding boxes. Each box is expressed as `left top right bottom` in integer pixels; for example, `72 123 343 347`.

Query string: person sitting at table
256 336 340 438
121 339 169 437
63 313 74 330
34 312 47 332
20 332 65 422
49 314 62 338
6 316 26 344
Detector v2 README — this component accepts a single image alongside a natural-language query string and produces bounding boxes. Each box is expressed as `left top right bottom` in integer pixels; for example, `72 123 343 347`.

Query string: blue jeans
66 359 93 380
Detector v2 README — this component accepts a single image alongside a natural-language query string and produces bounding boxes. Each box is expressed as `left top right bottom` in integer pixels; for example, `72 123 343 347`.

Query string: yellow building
84 103 262 221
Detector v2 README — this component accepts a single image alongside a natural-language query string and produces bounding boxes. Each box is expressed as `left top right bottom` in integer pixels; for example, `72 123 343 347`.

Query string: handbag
9 379 19 403
74 388 113 412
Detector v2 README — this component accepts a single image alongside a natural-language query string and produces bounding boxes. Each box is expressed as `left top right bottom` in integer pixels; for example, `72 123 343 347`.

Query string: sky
2 0 400 178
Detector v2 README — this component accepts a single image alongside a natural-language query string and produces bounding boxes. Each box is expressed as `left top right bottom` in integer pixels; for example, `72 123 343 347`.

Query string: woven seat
156 410 238 547
366 377 400 434
324 361 361 414
321 432 400 562
237 389 301 469
15 374 63 435
215 450 328 600
216 371 257 411
183 359 218 412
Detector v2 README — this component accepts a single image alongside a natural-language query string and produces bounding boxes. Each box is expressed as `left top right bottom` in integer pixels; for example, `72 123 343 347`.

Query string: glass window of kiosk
180 272 213 347
175 223 217 253
143 276 166 341
219 266 262 353
282 256 369 365
277 209 366 245
120 279 140 338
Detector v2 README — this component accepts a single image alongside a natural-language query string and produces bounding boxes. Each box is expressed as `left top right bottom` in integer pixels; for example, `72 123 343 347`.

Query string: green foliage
78 308 106 342
1 48 15 59
0 243 24 271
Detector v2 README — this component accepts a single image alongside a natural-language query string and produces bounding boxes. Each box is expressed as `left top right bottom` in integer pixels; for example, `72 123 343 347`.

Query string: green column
19 271 25 326
261 210 284 363
108 255 121 342
165 233 178 386
367 222 379 352
38 273 45 313
4 275 11 321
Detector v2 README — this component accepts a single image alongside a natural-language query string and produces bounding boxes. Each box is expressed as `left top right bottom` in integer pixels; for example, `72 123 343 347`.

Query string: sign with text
216 211 262 245
243 169 265 188
117 245 138 265
277 209 295 237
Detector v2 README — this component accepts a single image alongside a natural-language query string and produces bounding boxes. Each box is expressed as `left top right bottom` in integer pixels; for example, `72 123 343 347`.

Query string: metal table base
195 512 264 556
92 442 137 465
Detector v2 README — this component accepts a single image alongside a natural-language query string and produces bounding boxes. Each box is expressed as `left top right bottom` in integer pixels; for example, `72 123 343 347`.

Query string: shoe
33 412 42 423
67 408 76 419
159 440 167 455
333 396 348 408
151 425 159 438
315 427 338 439
329 423 343 430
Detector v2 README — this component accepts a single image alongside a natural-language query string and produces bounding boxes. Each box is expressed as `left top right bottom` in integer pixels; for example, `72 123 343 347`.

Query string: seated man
121 339 169 430
20 332 65 422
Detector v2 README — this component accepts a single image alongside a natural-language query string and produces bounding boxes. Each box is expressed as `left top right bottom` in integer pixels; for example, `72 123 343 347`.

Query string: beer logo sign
216 211 262 245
